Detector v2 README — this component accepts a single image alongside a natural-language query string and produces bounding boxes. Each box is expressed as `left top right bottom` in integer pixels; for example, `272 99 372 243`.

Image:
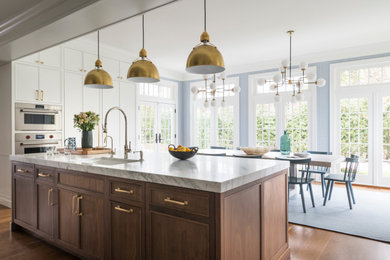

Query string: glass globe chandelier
191 72 240 108
257 30 326 103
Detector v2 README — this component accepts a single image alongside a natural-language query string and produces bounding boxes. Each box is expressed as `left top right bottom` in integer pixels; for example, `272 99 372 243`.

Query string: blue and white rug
288 184 390 243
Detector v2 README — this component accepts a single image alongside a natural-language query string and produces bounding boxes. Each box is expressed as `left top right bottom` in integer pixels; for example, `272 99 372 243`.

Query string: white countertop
10 152 289 193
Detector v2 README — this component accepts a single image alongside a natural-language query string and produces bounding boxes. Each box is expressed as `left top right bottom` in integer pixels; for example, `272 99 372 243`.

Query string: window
191 77 239 149
139 83 173 99
249 70 316 151
331 57 390 187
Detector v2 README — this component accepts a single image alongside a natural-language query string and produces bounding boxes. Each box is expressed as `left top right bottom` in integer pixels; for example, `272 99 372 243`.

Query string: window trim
248 68 317 150
190 76 240 148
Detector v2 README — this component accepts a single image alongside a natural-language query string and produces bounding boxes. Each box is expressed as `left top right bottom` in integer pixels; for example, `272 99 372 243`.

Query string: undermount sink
90 157 141 166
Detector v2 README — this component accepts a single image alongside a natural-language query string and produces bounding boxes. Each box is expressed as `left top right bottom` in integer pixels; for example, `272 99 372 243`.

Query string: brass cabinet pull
164 197 188 206
38 172 51 178
40 90 44 101
16 168 29 174
35 60 40 64
72 195 78 215
40 61 44 64
114 187 134 194
80 69 83 72
114 205 133 214
35 90 39 100
48 188 54 206
77 196 83 216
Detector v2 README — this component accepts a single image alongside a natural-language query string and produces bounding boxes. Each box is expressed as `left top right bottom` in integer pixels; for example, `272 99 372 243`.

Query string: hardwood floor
1 203 390 260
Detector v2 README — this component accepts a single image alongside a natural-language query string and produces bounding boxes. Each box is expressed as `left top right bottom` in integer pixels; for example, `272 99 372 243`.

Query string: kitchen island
10 152 290 260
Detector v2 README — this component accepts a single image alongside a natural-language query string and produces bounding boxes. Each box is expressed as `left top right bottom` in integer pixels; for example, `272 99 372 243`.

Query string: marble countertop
10 152 289 193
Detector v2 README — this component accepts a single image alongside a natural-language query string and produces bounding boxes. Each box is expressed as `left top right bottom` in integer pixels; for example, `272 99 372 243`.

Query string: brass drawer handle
114 187 134 194
164 197 188 206
38 173 51 178
72 195 78 215
35 89 39 100
16 168 29 174
48 188 54 206
77 196 83 216
40 90 44 101
114 205 133 214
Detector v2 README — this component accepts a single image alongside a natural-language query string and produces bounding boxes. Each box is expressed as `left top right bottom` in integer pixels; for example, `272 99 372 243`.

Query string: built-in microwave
15 103 62 131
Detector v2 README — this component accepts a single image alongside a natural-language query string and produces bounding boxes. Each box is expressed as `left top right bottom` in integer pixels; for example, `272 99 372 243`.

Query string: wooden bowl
240 147 270 156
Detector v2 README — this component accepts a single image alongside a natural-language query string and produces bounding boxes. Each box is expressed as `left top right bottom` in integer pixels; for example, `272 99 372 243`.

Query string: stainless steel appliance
15 132 62 154
15 103 62 131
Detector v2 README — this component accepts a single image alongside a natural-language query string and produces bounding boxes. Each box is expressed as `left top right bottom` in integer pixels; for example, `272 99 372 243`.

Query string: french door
137 101 176 152
377 91 390 186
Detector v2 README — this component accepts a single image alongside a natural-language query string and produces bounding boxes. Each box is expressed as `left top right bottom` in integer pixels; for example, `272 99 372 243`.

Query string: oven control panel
15 132 62 142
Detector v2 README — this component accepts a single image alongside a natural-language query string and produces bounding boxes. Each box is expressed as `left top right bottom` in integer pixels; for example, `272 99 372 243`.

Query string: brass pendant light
84 31 113 89
186 0 225 75
127 15 160 83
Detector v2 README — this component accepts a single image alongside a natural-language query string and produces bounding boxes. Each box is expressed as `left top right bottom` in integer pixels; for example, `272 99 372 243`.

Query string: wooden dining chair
288 158 315 213
323 155 359 209
303 151 333 197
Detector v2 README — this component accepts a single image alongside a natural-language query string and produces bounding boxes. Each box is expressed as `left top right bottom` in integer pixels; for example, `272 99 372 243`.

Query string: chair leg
299 184 306 213
345 182 353 210
321 174 325 198
323 180 331 206
308 183 315 208
328 181 334 200
306 172 311 191
348 182 356 204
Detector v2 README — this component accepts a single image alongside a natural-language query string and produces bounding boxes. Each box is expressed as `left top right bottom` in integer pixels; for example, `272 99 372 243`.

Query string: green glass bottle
280 130 290 155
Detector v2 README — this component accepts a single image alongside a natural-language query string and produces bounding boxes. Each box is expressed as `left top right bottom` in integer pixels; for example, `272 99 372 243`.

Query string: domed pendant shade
84 31 113 89
127 15 160 83
186 0 225 75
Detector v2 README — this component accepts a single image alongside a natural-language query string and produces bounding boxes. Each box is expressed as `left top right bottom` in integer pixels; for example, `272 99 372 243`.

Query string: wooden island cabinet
11 160 290 260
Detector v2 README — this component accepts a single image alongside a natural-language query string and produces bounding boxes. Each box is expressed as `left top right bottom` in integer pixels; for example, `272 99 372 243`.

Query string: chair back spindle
343 155 359 181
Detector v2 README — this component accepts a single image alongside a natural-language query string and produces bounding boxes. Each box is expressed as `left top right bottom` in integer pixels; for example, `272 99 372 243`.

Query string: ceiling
82 0 390 79
0 0 179 65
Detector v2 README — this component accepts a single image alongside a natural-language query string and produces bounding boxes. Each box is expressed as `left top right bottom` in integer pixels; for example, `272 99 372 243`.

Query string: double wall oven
15 103 62 154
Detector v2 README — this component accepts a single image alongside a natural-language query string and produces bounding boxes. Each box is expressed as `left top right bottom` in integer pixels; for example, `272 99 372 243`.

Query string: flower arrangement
73 111 100 131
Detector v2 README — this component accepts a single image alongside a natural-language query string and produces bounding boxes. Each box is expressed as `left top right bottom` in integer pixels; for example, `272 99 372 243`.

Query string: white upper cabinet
14 63 39 102
101 57 120 81
39 67 61 104
83 52 97 73
119 81 136 148
119 61 131 81
39 46 61 68
64 48 83 72
64 71 83 146
19 46 60 68
102 81 120 151
83 86 101 147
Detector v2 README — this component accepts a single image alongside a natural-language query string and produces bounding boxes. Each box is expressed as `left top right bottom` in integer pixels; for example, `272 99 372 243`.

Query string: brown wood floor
1 194 390 260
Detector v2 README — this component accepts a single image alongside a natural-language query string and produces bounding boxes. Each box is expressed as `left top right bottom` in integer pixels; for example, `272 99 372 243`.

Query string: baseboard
0 195 11 208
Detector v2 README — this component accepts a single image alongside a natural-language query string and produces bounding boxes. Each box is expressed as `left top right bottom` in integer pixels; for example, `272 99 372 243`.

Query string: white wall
0 63 12 207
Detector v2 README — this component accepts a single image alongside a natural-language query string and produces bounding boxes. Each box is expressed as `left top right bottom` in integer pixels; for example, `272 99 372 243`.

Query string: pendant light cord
97 30 100 60
289 32 292 80
204 0 206 32
142 15 145 49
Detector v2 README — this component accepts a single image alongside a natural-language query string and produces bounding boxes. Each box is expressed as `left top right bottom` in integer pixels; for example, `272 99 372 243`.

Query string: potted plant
73 111 100 149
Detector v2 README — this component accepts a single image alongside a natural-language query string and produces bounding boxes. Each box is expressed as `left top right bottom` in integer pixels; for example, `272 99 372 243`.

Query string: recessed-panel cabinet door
102 57 119 80
64 72 83 146
57 188 79 249
18 52 39 64
149 211 210 260
119 61 131 80
14 63 39 103
37 183 55 238
111 202 143 260
39 67 61 104
83 52 97 72
13 175 35 228
39 46 61 68
64 48 83 72
79 194 104 260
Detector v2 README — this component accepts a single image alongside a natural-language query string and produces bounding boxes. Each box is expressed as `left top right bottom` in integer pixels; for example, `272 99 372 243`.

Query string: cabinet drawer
150 185 210 217
13 162 34 177
110 180 144 202
58 171 104 193
36 166 55 183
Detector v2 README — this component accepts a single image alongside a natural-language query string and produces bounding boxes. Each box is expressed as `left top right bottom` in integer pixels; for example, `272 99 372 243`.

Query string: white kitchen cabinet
64 48 83 72
14 63 39 102
119 81 136 149
39 67 61 104
102 81 120 152
14 62 62 104
83 52 97 73
83 87 101 147
119 61 131 81
101 57 120 81
64 72 83 147
18 46 61 68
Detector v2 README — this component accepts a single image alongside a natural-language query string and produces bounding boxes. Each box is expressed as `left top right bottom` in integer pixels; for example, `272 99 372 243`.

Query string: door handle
164 197 188 206
72 195 78 215
155 133 158 143
40 90 44 101
114 205 133 214
38 172 51 178
77 196 83 216
35 90 39 100
48 188 54 206
158 133 164 143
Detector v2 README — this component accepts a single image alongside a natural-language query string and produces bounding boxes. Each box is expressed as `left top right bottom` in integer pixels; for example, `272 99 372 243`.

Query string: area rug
288 184 390 243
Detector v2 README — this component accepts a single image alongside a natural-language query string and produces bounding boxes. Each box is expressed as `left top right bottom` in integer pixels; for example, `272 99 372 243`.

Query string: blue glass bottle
280 130 290 155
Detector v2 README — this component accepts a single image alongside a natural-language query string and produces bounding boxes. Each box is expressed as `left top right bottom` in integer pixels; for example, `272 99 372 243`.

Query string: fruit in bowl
168 144 198 160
